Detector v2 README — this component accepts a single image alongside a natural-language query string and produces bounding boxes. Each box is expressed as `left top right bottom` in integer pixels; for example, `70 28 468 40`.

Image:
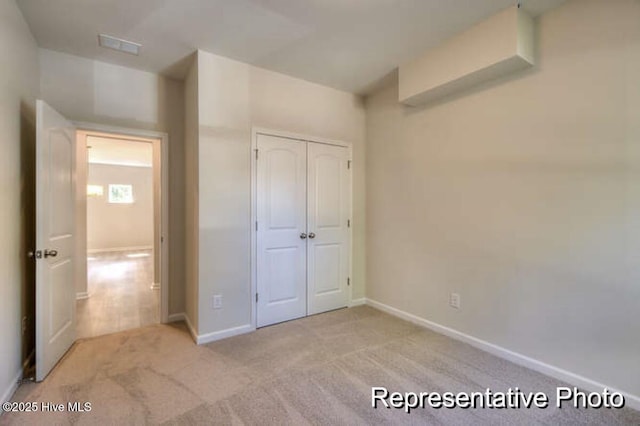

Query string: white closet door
307 142 350 315
256 134 308 327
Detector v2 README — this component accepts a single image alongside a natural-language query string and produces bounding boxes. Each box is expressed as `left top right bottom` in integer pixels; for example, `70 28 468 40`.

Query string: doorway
252 130 352 328
33 101 170 381
75 126 168 338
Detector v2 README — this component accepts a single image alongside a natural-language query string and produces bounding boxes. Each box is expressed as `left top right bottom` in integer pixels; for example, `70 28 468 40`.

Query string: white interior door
35 100 76 381
256 134 307 327
307 142 350 315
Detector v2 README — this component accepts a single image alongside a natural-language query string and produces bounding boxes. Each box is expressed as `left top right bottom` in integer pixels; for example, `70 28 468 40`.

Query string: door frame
250 127 353 329
74 121 170 324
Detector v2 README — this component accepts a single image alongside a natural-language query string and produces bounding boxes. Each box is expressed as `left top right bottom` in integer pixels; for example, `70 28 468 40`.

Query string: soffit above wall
16 0 565 94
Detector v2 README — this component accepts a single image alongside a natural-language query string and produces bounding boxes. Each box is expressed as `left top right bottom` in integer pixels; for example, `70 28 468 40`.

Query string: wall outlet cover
450 293 461 309
213 295 222 309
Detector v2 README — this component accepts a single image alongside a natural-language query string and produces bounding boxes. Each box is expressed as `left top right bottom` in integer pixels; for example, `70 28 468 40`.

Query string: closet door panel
256 135 307 327
307 142 350 315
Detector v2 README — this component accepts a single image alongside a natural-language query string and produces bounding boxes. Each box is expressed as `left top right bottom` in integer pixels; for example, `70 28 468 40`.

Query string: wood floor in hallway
76 250 159 339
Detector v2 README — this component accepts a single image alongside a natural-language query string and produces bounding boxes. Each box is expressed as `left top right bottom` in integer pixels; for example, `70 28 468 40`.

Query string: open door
35 100 76 381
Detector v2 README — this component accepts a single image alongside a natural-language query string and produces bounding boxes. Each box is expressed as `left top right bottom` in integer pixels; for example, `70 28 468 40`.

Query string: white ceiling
87 136 153 168
16 0 565 94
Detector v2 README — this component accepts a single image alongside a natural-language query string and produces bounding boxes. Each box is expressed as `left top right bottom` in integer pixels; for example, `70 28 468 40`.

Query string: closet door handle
44 249 58 258
308 233 316 239
300 233 307 239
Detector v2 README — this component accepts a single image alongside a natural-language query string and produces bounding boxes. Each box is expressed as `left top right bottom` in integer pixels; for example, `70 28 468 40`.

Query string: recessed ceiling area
16 0 565 94
87 136 153 168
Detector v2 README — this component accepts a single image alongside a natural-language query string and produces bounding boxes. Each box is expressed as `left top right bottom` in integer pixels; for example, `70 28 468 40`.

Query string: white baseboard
182 313 199 343
150 282 160 290
196 324 254 345
178 312 253 345
349 297 366 307
167 312 185 323
365 298 640 412
76 292 90 300
1 368 22 412
87 245 152 254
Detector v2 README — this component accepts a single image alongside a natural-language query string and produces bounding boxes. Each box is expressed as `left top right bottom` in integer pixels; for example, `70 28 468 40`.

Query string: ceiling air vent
98 34 141 56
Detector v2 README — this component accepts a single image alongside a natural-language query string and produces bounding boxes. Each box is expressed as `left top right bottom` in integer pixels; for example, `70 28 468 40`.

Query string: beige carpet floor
2 306 638 425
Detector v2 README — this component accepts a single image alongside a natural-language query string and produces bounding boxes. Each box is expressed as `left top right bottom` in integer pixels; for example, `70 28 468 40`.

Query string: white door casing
74 123 170 323
35 100 76 381
256 134 307 327
307 142 350 315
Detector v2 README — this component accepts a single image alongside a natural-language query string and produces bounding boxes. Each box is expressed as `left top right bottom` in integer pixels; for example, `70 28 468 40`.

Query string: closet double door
256 134 350 327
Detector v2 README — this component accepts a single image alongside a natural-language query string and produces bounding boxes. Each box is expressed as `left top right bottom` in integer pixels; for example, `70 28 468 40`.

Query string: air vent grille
98 34 141 56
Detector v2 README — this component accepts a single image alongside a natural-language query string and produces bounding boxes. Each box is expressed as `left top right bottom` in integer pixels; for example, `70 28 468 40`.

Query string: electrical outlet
22 316 27 335
449 293 461 309
213 295 222 310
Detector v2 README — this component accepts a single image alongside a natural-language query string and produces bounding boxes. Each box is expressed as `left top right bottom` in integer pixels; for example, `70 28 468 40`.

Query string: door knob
44 249 58 258
300 233 307 239
308 232 316 239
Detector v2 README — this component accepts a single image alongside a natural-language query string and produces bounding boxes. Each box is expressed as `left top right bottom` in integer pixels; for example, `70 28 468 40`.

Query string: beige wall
39 49 185 315
0 0 39 404
184 57 199 329
87 164 154 251
365 0 640 398
192 50 366 336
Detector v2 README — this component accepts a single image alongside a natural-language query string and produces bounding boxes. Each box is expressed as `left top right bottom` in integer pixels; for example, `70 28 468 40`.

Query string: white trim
1 368 22 410
250 129 258 330
88 160 152 168
87 245 152 254
250 127 354 330
183 313 198 343
76 292 90 300
349 298 366 307
253 127 352 148
346 146 353 308
167 312 185 323
74 122 170 325
195 324 254 345
181 312 256 345
365 298 640 411
179 313 253 345
73 122 167 140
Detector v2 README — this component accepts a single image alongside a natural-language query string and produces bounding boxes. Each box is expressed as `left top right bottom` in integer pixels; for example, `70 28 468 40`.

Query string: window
108 184 134 204
87 185 104 198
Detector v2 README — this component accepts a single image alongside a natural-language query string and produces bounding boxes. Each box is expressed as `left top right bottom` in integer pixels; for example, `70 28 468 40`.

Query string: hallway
76 250 159 338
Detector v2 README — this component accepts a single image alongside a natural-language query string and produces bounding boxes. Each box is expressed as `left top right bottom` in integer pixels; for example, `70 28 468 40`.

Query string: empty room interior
0 0 638 424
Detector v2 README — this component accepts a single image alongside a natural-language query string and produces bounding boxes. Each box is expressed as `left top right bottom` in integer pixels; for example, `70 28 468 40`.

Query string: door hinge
256 293 259 303
347 278 351 286
347 219 351 228
347 160 351 170
255 221 258 231
255 149 259 160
